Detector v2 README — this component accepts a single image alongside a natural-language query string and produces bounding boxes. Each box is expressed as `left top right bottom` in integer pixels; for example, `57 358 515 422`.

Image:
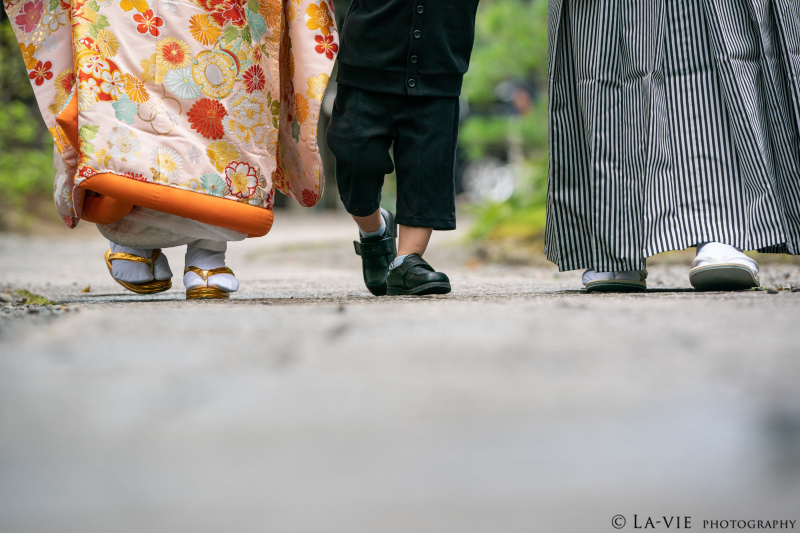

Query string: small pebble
0 293 12 303
767 287 779 294
793 287 800 293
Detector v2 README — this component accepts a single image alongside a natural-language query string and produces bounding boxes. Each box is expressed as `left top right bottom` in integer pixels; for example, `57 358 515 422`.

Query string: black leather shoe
353 209 397 296
386 254 451 296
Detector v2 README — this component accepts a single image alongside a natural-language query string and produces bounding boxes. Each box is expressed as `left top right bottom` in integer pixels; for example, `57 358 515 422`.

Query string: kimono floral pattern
3 0 338 229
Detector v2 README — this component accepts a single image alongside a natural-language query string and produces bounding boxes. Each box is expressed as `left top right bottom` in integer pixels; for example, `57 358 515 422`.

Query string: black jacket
336 0 481 97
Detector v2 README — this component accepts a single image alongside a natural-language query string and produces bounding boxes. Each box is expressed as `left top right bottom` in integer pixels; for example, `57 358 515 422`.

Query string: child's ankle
359 217 387 239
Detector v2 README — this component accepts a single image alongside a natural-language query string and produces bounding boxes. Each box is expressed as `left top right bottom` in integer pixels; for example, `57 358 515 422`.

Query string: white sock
183 243 239 292
390 254 410 270
109 241 172 283
359 217 387 239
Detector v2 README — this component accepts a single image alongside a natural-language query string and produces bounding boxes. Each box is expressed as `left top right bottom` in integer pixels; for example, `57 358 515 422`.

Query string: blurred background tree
458 0 550 246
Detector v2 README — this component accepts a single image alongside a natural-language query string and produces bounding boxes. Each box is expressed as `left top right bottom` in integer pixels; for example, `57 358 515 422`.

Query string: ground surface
1 212 799 533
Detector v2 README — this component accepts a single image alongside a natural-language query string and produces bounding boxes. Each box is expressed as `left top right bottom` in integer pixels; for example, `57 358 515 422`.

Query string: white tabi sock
109 241 172 283
359 217 387 239
183 243 239 293
390 254 410 270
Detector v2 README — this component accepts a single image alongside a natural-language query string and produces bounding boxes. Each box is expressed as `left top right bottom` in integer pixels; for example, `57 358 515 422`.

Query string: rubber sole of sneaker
387 282 452 296
689 264 759 291
585 279 647 293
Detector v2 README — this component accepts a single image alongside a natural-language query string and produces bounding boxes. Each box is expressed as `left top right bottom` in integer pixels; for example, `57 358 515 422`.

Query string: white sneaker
689 242 759 291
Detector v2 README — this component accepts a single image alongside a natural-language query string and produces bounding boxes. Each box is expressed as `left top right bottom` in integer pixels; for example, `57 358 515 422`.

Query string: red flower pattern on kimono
62 215 77 228
243 65 266 93
187 99 227 139
57 71 77 94
133 9 163 36
124 172 147 182
15 0 44 33
314 34 338 60
197 0 247 28
301 188 318 207
78 166 97 179
264 188 275 209
219 0 246 27
29 60 53 86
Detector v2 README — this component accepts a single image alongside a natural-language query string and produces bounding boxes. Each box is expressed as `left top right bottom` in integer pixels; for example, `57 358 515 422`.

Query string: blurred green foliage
461 0 550 243
462 0 548 104
459 97 548 161
0 13 55 229
467 153 548 242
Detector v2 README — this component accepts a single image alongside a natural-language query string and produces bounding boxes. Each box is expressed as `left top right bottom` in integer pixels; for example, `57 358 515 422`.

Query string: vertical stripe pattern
545 0 800 272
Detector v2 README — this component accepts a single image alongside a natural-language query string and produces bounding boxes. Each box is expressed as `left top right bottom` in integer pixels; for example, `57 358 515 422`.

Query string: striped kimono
545 0 800 272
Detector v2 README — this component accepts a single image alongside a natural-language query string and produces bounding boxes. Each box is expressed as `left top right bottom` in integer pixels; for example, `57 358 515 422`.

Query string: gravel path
1 213 799 532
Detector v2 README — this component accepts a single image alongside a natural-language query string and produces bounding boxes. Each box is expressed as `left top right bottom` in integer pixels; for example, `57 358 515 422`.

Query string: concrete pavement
1 212 799 532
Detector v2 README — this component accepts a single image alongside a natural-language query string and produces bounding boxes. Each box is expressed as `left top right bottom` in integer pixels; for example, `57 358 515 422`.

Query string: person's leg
555 1 663 292
398 226 432 257
547 0 663 277
658 0 760 290
183 240 239 297
349 207 397 295
388 225 433 274
385 95 458 295
679 0 800 287
328 85 396 228
352 211 384 235
328 86 398 295
392 95 457 245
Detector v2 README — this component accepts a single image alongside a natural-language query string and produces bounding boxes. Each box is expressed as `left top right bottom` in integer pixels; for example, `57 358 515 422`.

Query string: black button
413 29 421 39
409 55 419 64
416 5 424 14
407 79 417 88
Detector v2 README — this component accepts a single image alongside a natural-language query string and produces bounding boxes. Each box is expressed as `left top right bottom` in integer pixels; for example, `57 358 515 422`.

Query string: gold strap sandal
184 266 235 300
104 249 172 294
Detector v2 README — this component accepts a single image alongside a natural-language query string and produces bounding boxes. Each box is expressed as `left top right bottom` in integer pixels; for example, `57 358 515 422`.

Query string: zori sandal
689 263 759 291
583 270 647 293
184 266 235 300
689 242 759 291
104 249 172 294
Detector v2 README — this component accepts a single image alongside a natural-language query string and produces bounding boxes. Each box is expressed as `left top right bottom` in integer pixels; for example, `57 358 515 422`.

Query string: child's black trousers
327 85 459 231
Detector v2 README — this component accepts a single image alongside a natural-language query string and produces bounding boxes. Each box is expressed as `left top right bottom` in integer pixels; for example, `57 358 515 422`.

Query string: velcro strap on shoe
402 255 435 272
354 238 395 257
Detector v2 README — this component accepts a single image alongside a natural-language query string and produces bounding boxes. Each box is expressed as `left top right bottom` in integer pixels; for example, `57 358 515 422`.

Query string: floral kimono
5 0 338 237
